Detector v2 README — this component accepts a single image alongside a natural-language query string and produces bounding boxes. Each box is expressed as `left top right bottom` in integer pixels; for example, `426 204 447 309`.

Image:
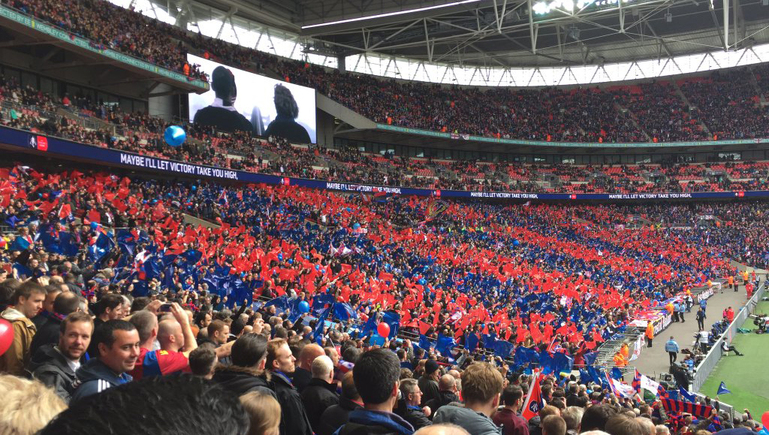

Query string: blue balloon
278 254 283 261
298 301 310 313
288 259 294 264
164 125 186 147
352 223 361 230
418 278 426 285
513 239 520 246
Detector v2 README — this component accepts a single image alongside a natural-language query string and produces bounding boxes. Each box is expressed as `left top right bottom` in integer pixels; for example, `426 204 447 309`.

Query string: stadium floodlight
301 0 481 30
532 0 648 15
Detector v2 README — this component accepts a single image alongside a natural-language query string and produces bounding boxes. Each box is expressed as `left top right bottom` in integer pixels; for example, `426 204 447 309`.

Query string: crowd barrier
5 125 769 201
692 278 767 394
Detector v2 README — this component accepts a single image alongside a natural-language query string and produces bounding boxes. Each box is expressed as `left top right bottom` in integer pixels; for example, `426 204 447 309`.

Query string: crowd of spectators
4 0 769 144
2 73 769 195
0 162 764 435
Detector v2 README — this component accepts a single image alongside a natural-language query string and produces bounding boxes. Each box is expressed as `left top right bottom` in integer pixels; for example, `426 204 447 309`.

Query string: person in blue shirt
665 336 680 365
70 320 139 403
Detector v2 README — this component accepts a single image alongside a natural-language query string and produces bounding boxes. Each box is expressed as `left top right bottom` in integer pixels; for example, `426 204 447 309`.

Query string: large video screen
187 54 317 143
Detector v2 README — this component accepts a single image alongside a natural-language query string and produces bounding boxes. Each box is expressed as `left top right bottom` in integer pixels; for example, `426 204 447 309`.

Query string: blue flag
312 307 330 344
436 334 456 357
679 387 696 403
717 381 731 395
381 311 401 339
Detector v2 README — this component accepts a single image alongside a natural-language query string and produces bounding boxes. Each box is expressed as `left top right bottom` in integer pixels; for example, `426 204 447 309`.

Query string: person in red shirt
726 307 735 324
493 385 530 435
128 303 198 380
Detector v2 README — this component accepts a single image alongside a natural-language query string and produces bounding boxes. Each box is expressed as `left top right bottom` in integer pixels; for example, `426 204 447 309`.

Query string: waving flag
522 373 544 421
606 372 635 399
661 398 713 419
679 387 697 403
717 381 731 395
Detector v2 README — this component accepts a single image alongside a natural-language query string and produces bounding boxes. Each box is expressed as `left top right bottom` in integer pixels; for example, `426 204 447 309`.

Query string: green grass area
701 301 769 416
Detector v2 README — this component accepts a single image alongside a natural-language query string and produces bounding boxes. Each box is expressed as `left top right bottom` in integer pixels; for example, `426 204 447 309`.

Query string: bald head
439 374 457 392
311 355 334 382
414 424 470 435
299 343 325 370
158 319 184 352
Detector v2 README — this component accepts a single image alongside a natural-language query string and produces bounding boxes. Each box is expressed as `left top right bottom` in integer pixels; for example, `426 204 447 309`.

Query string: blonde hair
239 392 281 435
0 375 67 435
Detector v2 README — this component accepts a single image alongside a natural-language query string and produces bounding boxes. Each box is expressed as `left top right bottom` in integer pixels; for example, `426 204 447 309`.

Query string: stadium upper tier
2 76 769 196
4 0 769 143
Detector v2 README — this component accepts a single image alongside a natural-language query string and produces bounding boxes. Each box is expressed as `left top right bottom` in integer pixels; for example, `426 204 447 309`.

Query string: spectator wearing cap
419 359 441 407
434 362 504 435
300 355 339 433
335 348 415 435
426 374 460 415
70 319 140 403
0 281 46 375
317 371 363 435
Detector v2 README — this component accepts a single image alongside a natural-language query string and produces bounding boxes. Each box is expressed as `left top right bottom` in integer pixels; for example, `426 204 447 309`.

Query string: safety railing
692 278 766 395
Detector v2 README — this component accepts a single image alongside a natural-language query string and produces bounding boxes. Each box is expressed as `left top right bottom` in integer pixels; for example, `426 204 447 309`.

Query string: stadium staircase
672 81 712 137
748 70 768 107
614 102 652 141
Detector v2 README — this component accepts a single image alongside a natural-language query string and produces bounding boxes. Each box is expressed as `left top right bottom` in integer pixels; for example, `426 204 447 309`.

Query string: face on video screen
187 54 317 143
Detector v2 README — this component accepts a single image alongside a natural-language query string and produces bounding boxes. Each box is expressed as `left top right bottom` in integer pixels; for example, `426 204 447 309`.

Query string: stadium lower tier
2 154 767 364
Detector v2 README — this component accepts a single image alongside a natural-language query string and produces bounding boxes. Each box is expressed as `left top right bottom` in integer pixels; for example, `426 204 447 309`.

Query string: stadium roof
161 0 769 68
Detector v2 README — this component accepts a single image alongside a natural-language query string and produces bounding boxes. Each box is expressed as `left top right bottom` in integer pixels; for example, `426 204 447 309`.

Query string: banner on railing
5 126 769 202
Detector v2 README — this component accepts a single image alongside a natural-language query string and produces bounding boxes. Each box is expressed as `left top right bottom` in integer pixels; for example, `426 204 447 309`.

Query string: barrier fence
692 278 767 395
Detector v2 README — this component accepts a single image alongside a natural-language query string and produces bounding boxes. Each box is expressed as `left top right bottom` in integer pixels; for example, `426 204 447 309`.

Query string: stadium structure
2 0 769 430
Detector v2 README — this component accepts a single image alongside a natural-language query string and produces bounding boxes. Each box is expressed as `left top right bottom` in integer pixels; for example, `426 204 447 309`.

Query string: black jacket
317 396 363 435
292 366 312 392
29 344 77 403
425 390 459 416
212 365 275 398
30 314 64 358
418 376 440 407
270 371 313 435
395 399 432 430
300 378 340 433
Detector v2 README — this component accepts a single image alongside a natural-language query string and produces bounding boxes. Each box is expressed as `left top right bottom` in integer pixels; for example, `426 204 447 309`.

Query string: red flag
58 203 72 219
87 209 100 224
522 373 544 421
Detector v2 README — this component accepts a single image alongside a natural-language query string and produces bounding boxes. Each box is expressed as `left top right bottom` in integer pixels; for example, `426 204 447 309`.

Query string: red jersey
128 347 190 380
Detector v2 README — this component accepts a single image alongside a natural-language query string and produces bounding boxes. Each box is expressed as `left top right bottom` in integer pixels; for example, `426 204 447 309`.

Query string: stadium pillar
723 0 729 50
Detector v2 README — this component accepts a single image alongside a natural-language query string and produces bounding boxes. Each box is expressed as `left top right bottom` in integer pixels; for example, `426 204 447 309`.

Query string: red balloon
762 411 769 430
377 322 391 338
0 318 13 357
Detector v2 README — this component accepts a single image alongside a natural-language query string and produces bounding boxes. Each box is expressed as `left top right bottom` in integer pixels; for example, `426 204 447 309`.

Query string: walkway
632 283 750 379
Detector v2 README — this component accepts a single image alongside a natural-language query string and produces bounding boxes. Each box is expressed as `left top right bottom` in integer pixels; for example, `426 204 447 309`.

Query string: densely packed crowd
3 74 769 195
4 0 769 143
0 161 766 434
